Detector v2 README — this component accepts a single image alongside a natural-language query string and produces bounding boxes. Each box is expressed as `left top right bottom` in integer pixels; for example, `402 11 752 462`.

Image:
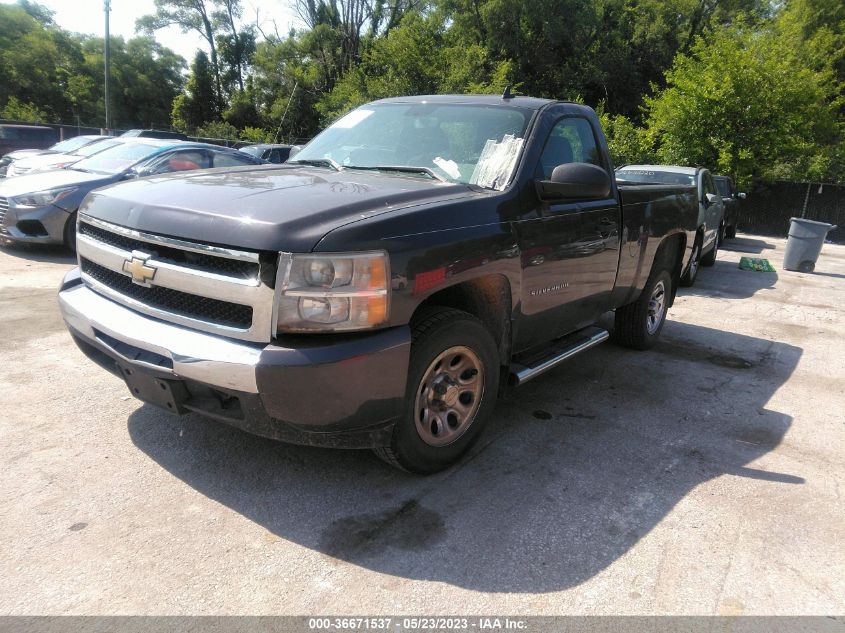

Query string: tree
172 50 218 131
645 20 843 187
137 0 223 111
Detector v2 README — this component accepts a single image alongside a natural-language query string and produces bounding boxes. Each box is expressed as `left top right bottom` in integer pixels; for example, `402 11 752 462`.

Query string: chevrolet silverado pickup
59 95 698 473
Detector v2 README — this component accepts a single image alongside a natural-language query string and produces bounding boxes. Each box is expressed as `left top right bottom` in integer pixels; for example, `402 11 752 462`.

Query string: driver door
513 116 621 350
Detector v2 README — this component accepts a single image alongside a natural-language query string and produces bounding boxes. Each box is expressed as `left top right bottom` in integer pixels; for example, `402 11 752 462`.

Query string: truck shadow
127 322 801 593
682 257 778 299
720 235 777 255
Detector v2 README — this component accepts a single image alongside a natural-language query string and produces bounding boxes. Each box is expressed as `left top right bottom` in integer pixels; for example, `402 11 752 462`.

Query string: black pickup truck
59 95 698 473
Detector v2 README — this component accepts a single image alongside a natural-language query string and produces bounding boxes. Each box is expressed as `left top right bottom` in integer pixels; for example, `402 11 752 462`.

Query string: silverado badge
122 251 157 287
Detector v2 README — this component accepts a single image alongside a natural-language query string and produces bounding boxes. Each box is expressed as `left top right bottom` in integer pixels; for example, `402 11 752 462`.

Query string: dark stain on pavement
321 499 445 559
69 522 88 532
533 410 553 420
654 339 755 370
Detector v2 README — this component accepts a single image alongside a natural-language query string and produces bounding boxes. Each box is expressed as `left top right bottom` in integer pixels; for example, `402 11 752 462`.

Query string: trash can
783 218 837 273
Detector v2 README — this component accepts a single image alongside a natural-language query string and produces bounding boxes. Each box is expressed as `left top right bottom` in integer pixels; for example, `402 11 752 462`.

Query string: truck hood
0 168 112 197
81 164 476 252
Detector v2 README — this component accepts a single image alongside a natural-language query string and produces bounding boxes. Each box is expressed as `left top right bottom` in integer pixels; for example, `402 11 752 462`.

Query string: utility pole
104 0 111 133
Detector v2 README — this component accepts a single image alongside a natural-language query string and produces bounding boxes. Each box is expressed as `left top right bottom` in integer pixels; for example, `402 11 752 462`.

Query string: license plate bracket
118 364 188 414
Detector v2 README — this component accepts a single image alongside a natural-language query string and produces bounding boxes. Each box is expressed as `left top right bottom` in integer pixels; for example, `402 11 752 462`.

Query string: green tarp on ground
739 257 776 272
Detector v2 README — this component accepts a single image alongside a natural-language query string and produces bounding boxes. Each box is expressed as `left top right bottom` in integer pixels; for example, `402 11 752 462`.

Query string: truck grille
81 258 254 329
75 214 276 342
0 197 7 226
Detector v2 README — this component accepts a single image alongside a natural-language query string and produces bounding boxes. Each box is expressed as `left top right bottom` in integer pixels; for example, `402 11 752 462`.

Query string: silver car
616 164 725 286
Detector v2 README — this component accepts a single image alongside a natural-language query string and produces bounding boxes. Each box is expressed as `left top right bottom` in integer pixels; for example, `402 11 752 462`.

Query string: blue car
0 139 264 250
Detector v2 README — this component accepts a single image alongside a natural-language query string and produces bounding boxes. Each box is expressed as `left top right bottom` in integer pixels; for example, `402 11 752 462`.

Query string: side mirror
535 163 611 201
705 192 719 205
737 192 747 199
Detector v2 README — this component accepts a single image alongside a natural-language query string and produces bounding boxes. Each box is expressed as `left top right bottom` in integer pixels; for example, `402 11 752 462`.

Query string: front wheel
64 211 78 252
701 231 719 267
680 239 701 287
613 269 672 350
374 307 500 474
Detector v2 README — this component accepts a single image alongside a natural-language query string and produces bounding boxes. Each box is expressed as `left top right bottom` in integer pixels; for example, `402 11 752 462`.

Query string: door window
212 151 259 168
538 117 602 180
147 150 211 174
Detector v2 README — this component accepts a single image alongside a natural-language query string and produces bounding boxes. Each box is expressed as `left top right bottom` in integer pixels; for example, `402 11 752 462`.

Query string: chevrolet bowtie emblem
123 251 157 286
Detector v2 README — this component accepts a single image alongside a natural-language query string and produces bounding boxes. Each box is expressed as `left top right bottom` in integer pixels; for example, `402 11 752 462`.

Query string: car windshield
240 146 263 158
293 103 530 189
617 169 696 186
714 178 731 196
72 142 160 174
50 136 98 153
73 138 121 157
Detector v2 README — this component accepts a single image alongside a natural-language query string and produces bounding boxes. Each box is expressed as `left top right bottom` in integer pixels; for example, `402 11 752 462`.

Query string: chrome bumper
59 277 263 393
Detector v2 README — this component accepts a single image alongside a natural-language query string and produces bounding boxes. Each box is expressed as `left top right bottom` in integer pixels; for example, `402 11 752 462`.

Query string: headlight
276 251 389 333
10 187 78 208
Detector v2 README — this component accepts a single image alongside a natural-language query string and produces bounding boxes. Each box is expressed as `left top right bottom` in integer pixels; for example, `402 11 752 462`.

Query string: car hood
81 164 477 252
5 149 48 161
0 169 112 197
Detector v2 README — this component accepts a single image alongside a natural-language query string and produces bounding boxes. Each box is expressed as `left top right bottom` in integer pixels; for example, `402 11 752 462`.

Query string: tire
613 269 672 350
680 238 701 287
701 231 719 267
64 211 78 252
374 307 500 474
725 224 736 239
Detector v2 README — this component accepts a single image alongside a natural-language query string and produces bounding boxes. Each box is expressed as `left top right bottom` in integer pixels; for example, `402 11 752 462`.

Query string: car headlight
276 251 389 333
10 187 78 208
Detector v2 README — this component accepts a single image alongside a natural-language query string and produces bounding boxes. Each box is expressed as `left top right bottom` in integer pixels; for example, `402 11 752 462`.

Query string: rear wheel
613 269 672 350
680 239 701 287
374 307 499 474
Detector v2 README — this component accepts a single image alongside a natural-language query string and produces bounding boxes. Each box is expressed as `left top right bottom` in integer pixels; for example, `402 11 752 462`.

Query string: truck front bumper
59 268 411 449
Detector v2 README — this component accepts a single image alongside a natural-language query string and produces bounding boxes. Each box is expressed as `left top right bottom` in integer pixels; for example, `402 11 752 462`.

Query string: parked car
616 165 725 286
0 135 109 178
0 139 262 250
58 94 699 474
239 143 293 163
0 124 57 158
713 175 746 240
120 129 188 141
5 136 122 178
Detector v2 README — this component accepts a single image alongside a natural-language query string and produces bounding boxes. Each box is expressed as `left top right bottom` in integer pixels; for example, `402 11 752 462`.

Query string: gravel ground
0 234 843 615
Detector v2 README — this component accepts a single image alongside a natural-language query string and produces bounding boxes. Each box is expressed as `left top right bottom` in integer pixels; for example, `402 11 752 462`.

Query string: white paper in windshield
333 109 375 129
470 135 524 190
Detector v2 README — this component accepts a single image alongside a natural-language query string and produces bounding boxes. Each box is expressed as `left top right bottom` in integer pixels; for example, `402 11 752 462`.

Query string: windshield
73 138 121 157
714 178 731 196
617 169 695 186
73 142 160 174
294 103 530 189
50 136 99 153
240 146 263 158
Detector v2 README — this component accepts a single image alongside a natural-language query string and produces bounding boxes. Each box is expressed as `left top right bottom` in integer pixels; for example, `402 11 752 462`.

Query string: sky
2 0 299 64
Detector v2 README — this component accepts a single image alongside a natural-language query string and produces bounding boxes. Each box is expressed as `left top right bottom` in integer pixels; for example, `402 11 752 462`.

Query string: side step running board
509 325 610 386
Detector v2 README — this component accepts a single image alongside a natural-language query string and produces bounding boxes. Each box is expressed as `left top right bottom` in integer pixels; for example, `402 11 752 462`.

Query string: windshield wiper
289 158 341 171
345 165 447 182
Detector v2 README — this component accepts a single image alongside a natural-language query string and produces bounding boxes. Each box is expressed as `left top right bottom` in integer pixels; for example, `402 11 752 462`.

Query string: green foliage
240 126 274 142
0 2 185 128
195 120 240 140
645 18 843 187
172 51 218 132
0 96 49 122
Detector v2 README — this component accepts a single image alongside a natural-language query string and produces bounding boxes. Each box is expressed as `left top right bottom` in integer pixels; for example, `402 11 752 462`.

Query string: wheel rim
414 345 484 447
689 244 700 278
646 280 666 335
